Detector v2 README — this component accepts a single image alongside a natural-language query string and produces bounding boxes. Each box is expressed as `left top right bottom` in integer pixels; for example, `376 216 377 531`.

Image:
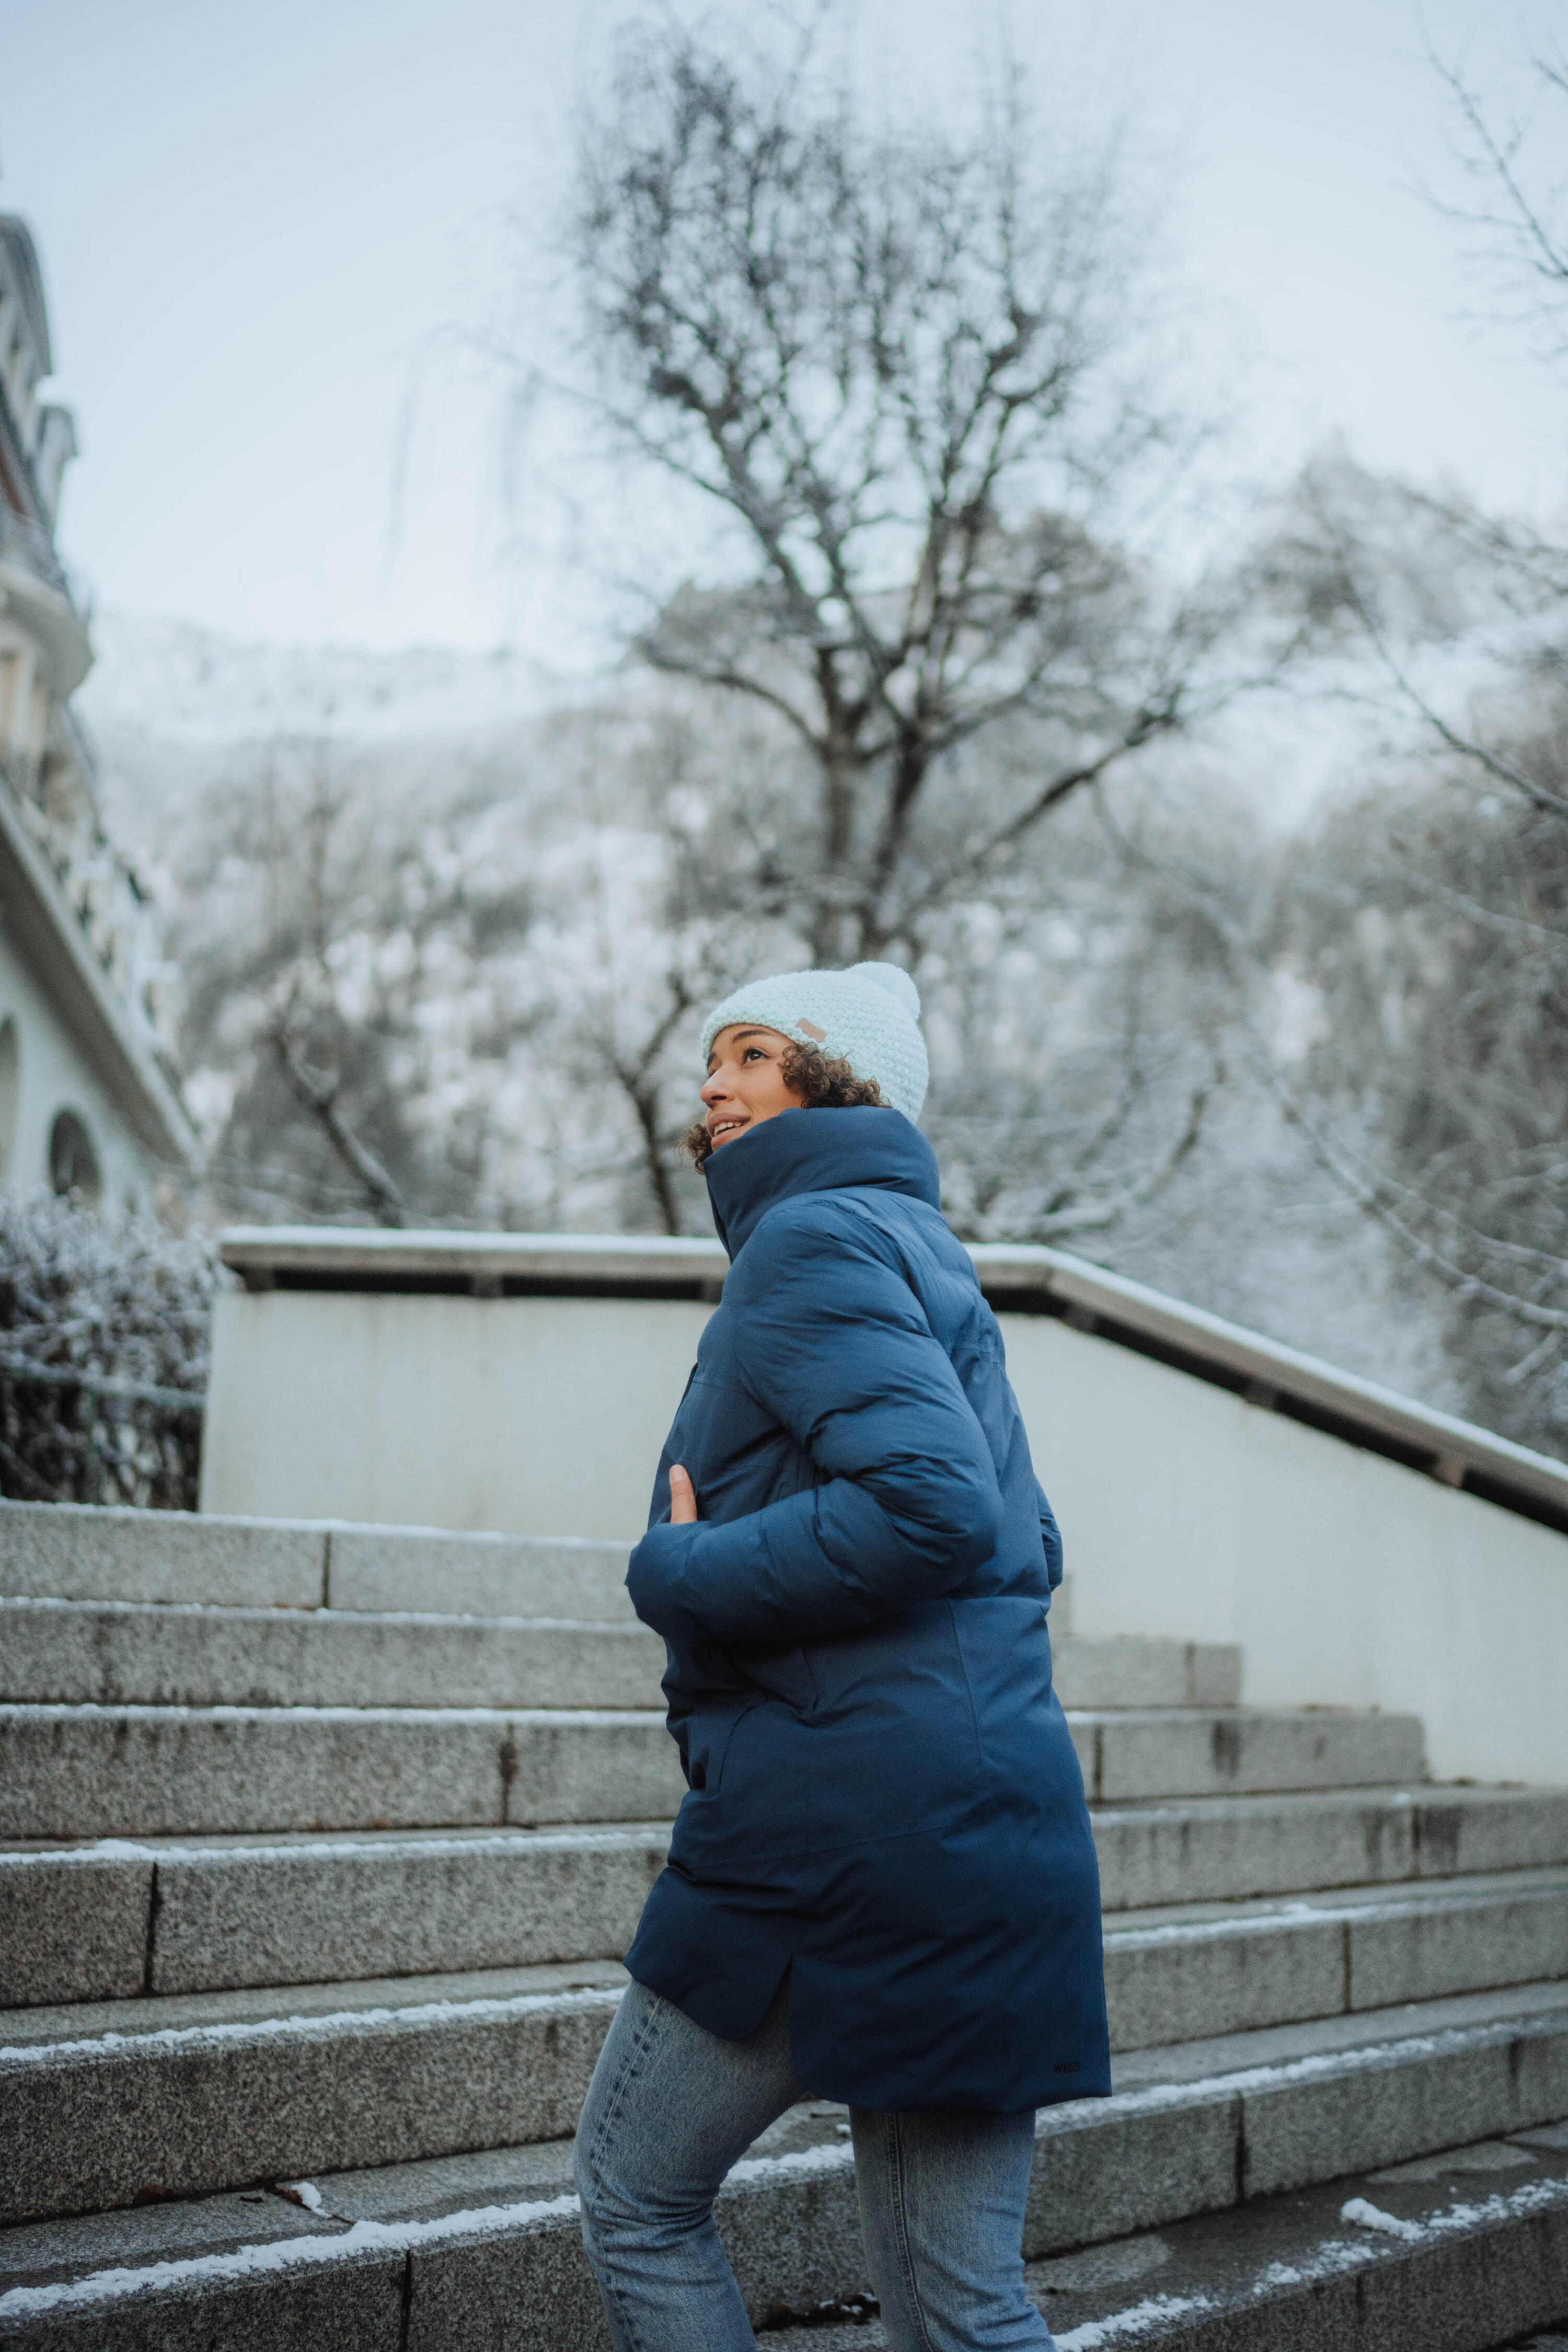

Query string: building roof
0 217 54 381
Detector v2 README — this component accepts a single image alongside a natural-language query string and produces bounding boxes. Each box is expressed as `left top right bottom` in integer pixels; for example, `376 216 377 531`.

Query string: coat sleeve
626 1205 1004 1645
1036 1477 1065 1593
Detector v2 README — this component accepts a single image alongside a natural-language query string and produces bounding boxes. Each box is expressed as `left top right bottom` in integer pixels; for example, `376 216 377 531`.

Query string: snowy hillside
75 610 564 751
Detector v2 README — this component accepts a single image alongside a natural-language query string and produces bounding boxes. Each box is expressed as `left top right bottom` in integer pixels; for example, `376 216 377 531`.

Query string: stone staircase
2 1497 1567 2348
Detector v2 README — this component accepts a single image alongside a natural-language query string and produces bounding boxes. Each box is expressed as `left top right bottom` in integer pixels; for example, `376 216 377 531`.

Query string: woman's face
701 1025 804 1148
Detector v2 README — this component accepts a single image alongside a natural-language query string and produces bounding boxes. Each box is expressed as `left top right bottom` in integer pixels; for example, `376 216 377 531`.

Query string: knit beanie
699 962 929 1122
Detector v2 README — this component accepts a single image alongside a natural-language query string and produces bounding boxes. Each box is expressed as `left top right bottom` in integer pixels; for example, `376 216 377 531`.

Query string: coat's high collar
703 1107 940 1259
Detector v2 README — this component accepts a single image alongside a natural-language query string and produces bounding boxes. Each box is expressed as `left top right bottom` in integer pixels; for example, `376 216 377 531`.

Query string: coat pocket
724 1641 818 1713
685 1702 757 1793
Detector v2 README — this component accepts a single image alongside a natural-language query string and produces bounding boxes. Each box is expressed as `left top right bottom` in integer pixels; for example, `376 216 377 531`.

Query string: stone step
0 1707 688 1839
0 1598 1241 1714
1058 1635 1241 1711
10 1773 1563 2015
0 1500 638 1620
1101 1869 1568 2051
6 1867 1568 2176
1090 1780 1568 1912
0 1957 629 2227
7 1765 1568 2015
0 1701 1423 1841
3 1996 1567 2337
1074 1706 1426 1801
6 1930 1568 2229
0 1598 668 1712
10 1791 1567 2011
2 1826 672 2007
792 2125 1568 2351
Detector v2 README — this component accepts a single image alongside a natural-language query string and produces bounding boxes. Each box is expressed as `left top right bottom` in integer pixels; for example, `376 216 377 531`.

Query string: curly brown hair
683 1041 887 1169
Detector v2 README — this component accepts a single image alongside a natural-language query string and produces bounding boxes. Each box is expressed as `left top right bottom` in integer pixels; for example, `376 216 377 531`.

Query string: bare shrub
0 1194 220 1509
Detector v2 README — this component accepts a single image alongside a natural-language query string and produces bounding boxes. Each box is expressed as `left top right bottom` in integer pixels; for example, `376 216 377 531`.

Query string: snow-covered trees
0 1193 217 1507
1240 49 1568 1453
1277 749 1568 1456
41 24 1568 1476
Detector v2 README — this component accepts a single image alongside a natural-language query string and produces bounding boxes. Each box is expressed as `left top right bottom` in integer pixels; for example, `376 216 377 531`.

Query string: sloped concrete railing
206 1226 1568 1785
969 1247 1568 1538
217 1226 1568 1537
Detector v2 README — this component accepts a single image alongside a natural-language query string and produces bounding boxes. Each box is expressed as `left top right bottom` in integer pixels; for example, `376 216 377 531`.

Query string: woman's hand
669 1465 698 1524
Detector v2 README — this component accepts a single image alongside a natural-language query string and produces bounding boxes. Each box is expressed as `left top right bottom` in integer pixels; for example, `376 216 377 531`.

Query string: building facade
0 215 198 1216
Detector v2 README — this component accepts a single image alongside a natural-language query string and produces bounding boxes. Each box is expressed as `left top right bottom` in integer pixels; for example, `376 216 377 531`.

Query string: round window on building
49 1110 102 1209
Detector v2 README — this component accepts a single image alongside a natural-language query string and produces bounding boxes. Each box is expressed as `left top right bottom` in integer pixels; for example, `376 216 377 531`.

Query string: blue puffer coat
624 1107 1110 2115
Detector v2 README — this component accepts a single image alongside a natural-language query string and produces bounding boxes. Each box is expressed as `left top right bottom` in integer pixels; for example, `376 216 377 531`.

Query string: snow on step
793 2125 1568 2351
4 2057 1567 2348
6 1956 1568 2230
1 1826 672 2007
10 1791 1568 2013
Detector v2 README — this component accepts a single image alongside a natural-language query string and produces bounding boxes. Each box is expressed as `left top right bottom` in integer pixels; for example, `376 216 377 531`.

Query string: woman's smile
700 1025 805 1148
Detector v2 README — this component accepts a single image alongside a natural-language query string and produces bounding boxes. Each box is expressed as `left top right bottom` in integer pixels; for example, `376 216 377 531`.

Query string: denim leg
573 1976 808 2352
850 2106 1055 2351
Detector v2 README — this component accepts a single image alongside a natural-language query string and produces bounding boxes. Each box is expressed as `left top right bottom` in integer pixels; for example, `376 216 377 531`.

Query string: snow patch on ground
1058 2293 1217 2346
1094 2014 1566 2120
727 2142 856 2188
0 1986 624 2067
1340 2196 1426 2241
0 1828 667 1872
0 1839 161 1870
0 2195 583 2320
1 2147 1562 2326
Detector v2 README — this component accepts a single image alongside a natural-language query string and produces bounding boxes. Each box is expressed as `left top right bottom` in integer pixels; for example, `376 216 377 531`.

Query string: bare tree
543 677 1245 1243
170 736 540 1227
269 1023 410 1229
1427 36 1568 362
566 23 1295 966
1225 40 1568 1451
549 690 814 1232
1273 36 1568 814
1276 739 1568 1451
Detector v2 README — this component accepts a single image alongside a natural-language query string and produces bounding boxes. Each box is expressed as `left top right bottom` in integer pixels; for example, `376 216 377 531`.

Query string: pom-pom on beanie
699 962 929 1122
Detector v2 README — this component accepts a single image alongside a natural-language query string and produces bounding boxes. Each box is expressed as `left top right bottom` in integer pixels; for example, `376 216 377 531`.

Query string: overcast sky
1 0 1562 668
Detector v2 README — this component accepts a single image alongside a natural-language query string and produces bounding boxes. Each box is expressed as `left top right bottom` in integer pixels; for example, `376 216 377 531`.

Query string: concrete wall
0 926 163 1217
201 1288 712 1544
997 1316 1568 1788
201 1280 1568 1786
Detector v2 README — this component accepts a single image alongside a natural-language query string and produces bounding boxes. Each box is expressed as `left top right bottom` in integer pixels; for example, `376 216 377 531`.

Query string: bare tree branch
1259 1059 1568 1335
1028 1055 1221 1239
270 1028 410 1228
564 24 1274 965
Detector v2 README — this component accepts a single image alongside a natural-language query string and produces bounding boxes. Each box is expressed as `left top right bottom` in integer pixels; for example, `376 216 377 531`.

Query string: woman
574 961 1109 2351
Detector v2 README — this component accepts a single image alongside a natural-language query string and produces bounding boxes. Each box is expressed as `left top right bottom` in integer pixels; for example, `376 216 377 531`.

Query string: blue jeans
574 1977 1055 2351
